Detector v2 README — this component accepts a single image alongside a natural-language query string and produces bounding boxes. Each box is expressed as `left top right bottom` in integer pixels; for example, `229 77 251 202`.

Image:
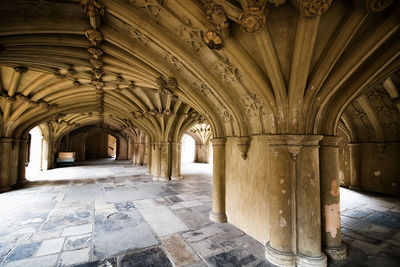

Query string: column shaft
171 142 182 180
209 138 227 223
159 142 170 181
296 136 327 267
265 136 296 266
320 137 347 260
146 143 152 174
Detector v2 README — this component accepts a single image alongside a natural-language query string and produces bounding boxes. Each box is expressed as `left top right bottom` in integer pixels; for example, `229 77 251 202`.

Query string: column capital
0 138 15 144
320 136 342 147
348 143 361 149
211 138 226 146
266 134 322 159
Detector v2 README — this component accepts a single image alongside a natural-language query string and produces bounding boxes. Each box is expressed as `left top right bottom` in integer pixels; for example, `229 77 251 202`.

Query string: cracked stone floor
0 161 399 267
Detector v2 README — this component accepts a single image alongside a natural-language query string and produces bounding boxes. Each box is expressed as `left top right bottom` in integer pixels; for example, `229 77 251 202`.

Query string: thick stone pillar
265 135 327 267
296 136 326 267
320 137 347 260
171 142 182 180
348 143 362 190
265 135 295 266
151 143 161 180
0 138 18 192
146 143 152 175
159 142 170 181
209 138 227 223
137 143 145 166
17 139 28 186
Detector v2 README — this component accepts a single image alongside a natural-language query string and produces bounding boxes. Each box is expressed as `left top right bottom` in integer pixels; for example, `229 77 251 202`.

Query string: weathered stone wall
360 143 400 196
85 133 109 159
225 136 269 243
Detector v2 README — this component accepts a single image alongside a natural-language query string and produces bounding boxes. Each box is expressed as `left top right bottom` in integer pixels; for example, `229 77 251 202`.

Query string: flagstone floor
0 161 399 267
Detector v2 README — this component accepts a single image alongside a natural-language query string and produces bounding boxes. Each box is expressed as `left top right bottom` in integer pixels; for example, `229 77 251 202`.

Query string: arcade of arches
0 0 399 266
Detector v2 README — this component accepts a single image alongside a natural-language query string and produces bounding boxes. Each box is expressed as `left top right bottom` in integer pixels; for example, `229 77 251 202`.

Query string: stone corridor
0 162 399 267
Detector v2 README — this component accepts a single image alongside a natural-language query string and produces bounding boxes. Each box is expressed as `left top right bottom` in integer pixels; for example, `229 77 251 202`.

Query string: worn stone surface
0 162 399 266
161 234 198 266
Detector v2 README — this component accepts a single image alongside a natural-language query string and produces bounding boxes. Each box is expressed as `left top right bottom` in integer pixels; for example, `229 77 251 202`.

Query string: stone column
17 139 29 186
159 142 170 181
348 143 362 190
138 143 145 166
296 136 327 267
209 138 227 223
171 142 182 180
265 135 296 266
320 136 347 260
0 138 15 192
151 143 161 180
265 135 327 267
146 143 152 175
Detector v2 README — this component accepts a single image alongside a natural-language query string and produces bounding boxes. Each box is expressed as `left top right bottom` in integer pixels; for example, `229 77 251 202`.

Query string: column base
209 211 227 223
152 176 159 181
171 176 182 180
296 253 327 267
349 185 363 191
159 176 169 181
265 242 295 267
0 186 11 193
324 244 347 260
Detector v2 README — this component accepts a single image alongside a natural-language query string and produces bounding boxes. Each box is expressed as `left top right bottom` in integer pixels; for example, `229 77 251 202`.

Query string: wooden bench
56 152 75 167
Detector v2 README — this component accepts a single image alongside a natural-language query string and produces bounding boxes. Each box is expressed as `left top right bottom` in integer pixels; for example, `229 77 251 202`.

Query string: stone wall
360 143 400 196
225 136 270 243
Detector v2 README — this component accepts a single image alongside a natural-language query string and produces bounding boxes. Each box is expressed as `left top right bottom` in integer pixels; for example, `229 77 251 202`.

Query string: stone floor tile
5 241 41 262
118 246 172 267
363 211 400 230
206 249 258 267
187 239 224 258
182 225 222 243
58 247 91 266
61 224 93 237
180 200 204 208
161 234 199 266
36 237 65 256
351 239 387 256
64 234 92 251
3 254 58 267
137 205 188 237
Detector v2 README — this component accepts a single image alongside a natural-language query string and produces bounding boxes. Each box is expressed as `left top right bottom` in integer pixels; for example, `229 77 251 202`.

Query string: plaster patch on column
279 216 287 227
339 170 344 180
324 203 340 238
374 171 381 176
330 180 339 197
279 210 283 214
280 179 284 184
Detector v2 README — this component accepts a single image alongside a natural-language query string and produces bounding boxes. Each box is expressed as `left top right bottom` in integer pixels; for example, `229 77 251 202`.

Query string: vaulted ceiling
0 0 399 140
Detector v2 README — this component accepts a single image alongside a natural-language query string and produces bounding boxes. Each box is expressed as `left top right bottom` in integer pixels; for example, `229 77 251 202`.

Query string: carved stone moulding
296 0 332 17
203 31 223 50
85 28 103 46
237 136 250 160
81 0 105 17
239 7 266 33
204 1 229 33
268 0 286 7
365 0 393 12
13 66 28 74
88 47 103 58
